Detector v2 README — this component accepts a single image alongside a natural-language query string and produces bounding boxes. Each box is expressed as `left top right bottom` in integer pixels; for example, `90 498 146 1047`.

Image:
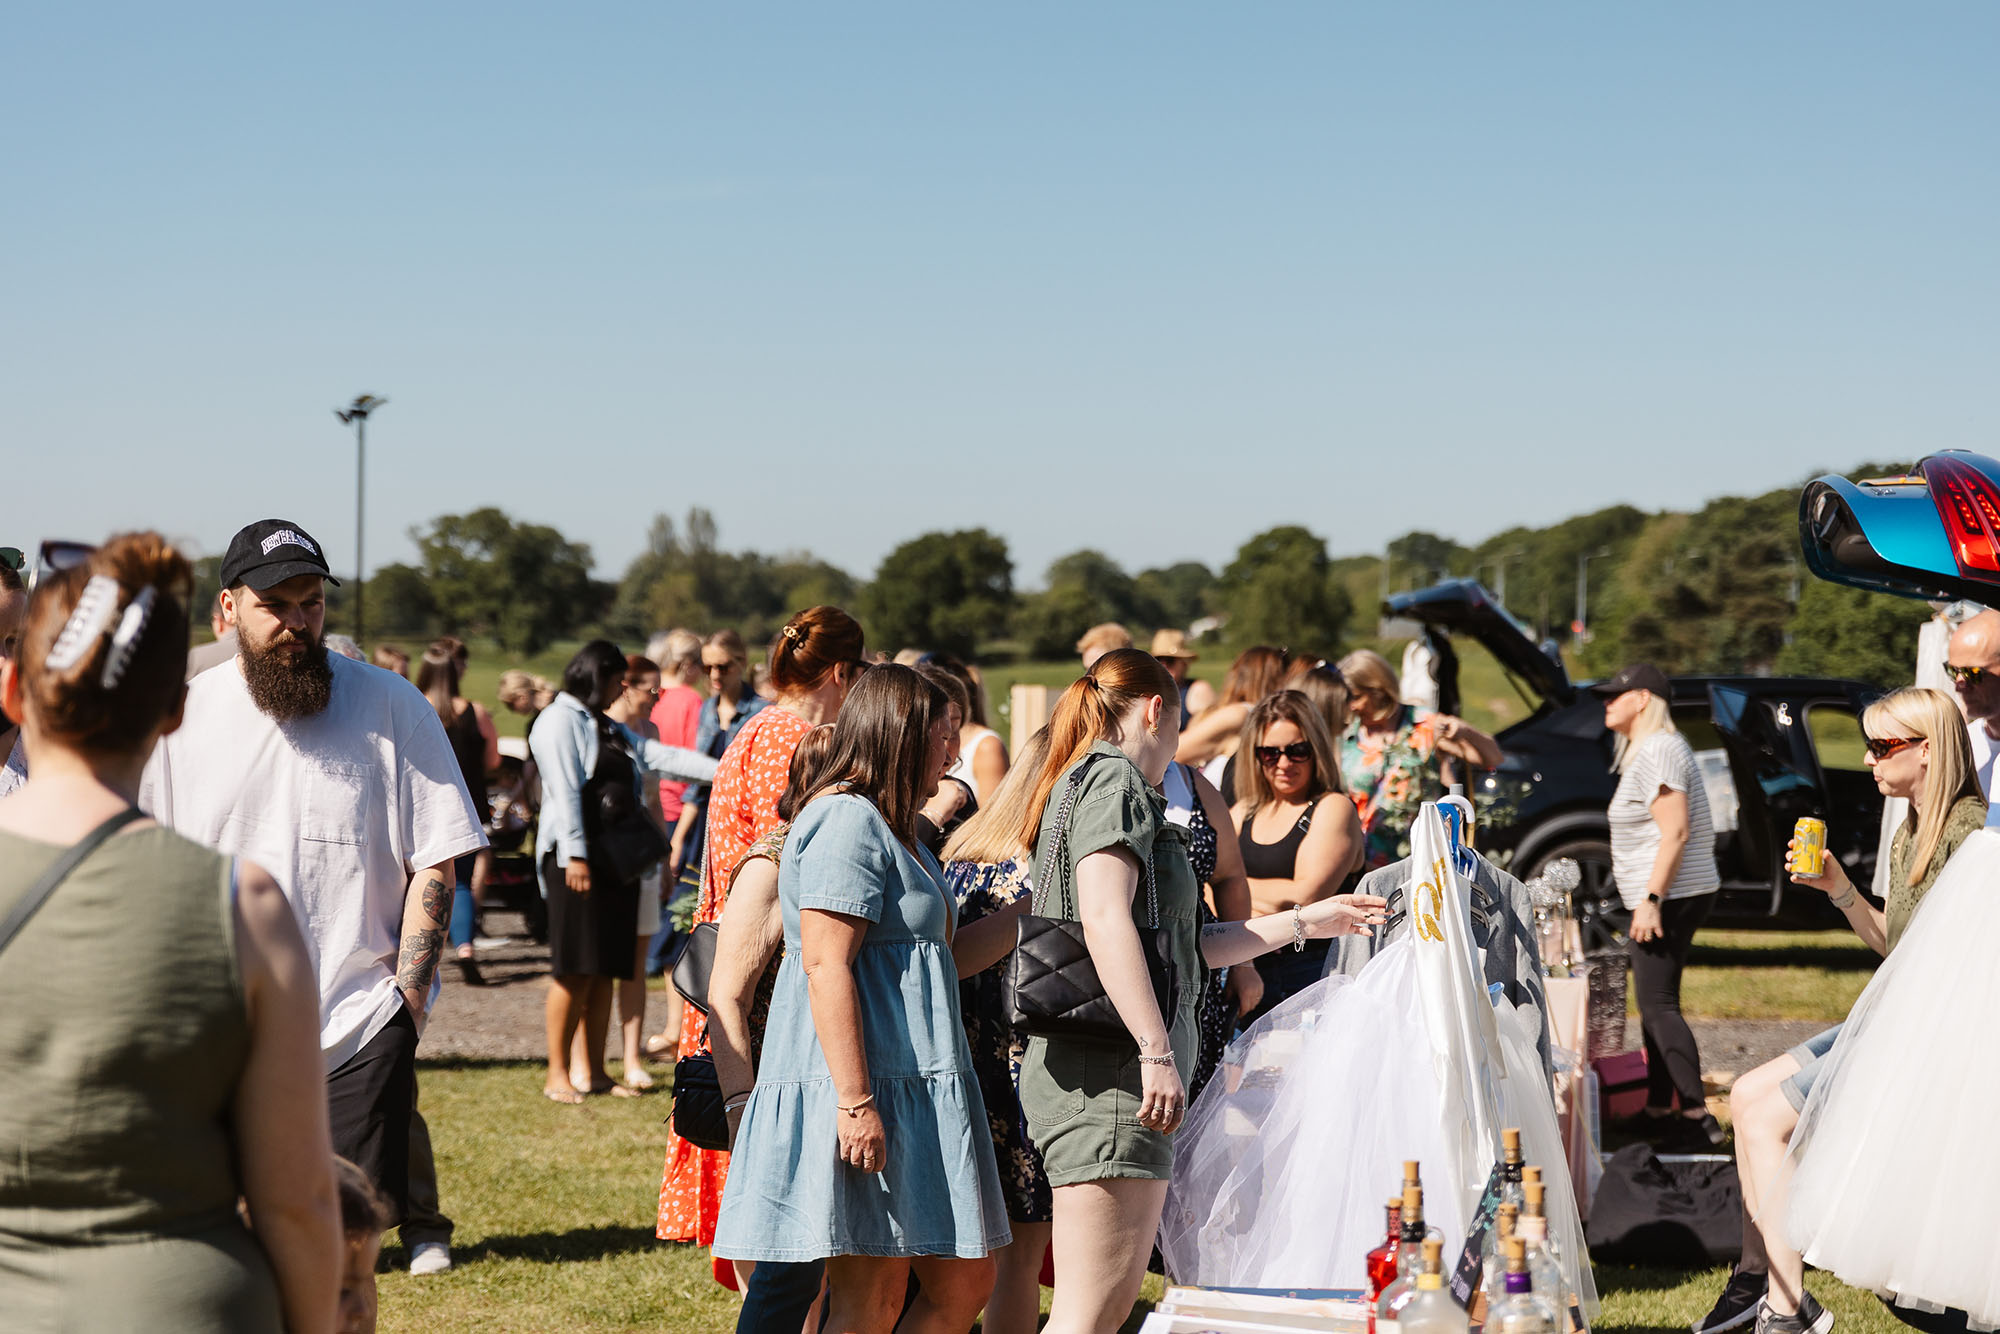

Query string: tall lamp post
333 395 388 645
1575 546 1612 643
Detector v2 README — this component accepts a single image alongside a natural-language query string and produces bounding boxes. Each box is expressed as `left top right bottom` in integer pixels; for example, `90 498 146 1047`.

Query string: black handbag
585 721 669 883
1005 756 1178 1044
671 921 720 1016
670 1052 730 1151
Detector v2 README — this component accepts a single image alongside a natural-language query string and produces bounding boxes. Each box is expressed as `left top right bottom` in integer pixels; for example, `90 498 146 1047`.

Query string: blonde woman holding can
1693 686 1985 1334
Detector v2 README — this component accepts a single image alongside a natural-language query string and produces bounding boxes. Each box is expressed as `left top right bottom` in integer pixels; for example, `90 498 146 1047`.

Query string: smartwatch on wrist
1645 892 1664 906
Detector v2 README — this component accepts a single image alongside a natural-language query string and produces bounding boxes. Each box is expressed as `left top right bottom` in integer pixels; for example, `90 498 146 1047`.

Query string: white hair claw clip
101 586 158 689
44 575 123 674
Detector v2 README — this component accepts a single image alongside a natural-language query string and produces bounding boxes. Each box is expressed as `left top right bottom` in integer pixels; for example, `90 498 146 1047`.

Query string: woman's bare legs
620 934 654 1087
569 978 618 1091
819 1254 996 1334
984 1220 1053 1334
1043 1179 1169 1334
543 974 591 1101
1730 1054 1807 1313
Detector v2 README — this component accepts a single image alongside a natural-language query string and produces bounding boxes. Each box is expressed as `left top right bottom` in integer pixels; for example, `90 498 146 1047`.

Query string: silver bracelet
1137 1053 1176 1067
1292 904 1306 953
1828 887 1859 910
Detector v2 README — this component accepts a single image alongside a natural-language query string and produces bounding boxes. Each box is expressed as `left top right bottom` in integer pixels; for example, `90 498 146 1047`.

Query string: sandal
624 1067 658 1091
644 1034 680 1059
542 1086 587 1106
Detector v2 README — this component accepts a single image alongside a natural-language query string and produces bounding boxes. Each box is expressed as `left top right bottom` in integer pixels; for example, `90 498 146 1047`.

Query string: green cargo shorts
1020 1035 1176 1186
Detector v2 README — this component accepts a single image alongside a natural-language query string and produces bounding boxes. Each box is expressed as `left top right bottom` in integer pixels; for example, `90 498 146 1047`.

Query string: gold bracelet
837 1093 876 1117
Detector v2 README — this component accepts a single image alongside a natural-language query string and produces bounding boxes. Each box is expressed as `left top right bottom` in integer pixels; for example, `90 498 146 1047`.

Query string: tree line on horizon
259 463 1930 688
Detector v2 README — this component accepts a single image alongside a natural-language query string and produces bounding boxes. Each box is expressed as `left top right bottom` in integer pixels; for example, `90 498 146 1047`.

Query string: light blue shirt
528 693 718 866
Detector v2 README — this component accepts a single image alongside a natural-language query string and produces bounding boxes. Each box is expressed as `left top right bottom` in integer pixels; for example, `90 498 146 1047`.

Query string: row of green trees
336 471 1931 687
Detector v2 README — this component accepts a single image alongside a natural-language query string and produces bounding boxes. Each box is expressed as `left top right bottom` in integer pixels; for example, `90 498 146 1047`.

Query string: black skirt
542 852 639 978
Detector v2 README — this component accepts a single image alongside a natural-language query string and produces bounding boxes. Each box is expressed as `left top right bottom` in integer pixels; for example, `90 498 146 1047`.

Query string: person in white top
142 519 488 1225
927 651 1011 805
0 556 25 799
1944 608 2000 813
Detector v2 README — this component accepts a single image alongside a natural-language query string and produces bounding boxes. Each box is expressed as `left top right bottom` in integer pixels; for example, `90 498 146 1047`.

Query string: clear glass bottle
1375 1184 1426 1327
1499 1129 1527 1213
1397 1238 1470 1334
1403 1159 1445 1245
1481 1202 1520 1308
1518 1179 1568 1324
1491 1238 1555 1334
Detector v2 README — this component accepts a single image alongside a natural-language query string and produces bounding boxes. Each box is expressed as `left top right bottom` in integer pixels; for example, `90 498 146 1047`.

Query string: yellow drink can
1791 817 1828 877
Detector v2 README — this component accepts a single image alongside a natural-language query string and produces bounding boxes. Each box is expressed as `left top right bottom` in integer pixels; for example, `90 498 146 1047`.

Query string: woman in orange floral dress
656 606 865 1260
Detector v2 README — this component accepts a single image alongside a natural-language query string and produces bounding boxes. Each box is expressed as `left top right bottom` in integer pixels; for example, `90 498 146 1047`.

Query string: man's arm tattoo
420 873 450 925
399 928 444 993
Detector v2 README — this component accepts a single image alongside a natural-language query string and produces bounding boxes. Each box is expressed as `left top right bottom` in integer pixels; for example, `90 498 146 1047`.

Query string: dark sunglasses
31 540 96 591
1944 662 1994 686
0 547 23 574
1254 741 1314 768
1864 734 1919 760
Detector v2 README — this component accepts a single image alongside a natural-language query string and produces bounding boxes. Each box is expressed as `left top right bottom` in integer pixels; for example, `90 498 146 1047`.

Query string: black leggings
1630 893 1714 1110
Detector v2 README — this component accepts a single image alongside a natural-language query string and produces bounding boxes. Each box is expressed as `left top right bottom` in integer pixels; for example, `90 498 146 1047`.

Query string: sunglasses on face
1944 662 1996 686
1254 741 1314 768
1864 734 1919 760
0 547 23 574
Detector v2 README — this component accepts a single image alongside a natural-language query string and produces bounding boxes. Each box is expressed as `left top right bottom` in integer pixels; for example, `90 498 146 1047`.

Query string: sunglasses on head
1254 741 1314 768
1864 734 1919 760
29 540 96 591
1944 662 1994 686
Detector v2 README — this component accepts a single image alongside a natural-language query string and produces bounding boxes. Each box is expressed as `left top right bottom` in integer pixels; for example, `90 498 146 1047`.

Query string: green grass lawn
1657 930 1878 1021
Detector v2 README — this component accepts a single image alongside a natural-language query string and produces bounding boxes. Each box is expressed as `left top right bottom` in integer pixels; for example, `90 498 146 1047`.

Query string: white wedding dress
1787 828 2000 1329
1159 808 1597 1321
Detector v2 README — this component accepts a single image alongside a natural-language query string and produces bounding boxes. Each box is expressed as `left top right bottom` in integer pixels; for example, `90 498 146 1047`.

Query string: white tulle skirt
1158 938 1597 1320
1787 828 2000 1329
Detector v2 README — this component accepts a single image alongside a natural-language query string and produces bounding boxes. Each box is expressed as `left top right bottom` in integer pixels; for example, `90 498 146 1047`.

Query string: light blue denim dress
712 793 1012 1262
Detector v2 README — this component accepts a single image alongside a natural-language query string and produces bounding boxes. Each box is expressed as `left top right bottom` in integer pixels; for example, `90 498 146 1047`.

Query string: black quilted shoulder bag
1004 755 1178 1045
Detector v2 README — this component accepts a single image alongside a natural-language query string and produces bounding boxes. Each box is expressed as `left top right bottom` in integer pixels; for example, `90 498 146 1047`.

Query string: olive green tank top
0 825 250 1240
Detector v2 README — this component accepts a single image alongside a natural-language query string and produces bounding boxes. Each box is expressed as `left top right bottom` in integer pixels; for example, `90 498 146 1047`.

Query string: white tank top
947 727 1001 786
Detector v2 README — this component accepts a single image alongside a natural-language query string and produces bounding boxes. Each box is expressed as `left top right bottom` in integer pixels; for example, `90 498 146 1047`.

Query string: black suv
1387 580 1886 941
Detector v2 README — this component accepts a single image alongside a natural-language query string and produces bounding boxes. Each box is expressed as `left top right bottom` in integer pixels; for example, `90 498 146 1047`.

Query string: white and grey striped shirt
1609 729 1720 909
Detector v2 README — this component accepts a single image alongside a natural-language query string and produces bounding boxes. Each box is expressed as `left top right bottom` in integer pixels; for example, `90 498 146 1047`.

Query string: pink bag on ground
1595 1049 1649 1121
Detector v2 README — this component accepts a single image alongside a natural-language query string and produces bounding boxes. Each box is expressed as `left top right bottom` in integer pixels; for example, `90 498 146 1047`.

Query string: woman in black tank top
1231 691 1366 1022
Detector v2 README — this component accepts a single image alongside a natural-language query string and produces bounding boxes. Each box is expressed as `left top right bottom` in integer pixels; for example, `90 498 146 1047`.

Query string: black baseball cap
219 519 340 591
1588 662 1671 700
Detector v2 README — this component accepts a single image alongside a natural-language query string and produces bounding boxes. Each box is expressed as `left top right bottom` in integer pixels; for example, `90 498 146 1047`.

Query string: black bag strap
1047 754 1160 929
0 807 144 959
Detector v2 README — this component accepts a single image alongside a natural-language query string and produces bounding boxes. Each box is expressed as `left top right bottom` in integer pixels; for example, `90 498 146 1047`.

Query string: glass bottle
1403 1159 1445 1245
1499 1129 1527 1213
1375 1184 1426 1327
1491 1238 1555 1334
1481 1202 1520 1308
1518 1178 1568 1324
1397 1237 1470 1334
1367 1195 1406 1304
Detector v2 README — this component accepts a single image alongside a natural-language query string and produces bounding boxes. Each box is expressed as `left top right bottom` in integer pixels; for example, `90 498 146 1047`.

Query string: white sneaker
408 1241 452 1275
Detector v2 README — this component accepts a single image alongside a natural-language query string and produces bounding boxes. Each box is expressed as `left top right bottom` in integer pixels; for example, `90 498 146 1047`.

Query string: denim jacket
529 692 719 866
688 687 769 809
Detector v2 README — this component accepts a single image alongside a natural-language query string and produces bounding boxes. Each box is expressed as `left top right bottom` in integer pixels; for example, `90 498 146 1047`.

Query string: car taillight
1924 455 2000 576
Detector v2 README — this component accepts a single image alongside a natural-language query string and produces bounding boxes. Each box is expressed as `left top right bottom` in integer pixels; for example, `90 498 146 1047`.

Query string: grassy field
382 1054 1906 1334
1664 929 1878 1020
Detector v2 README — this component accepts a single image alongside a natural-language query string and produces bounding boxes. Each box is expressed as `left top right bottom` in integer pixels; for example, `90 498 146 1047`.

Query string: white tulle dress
1787 828 2000 1329
1159 809 1597 1321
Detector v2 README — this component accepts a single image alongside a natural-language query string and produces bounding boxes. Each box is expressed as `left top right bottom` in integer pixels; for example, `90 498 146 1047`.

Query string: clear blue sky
7 3 1996 589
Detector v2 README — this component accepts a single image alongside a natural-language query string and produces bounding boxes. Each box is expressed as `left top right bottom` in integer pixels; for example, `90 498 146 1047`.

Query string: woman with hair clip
415 638 496 985
713 665 1011 1334
658 606 867 1257
1230 689 1365 1020
529 640 718 1105
1693 686 1984 1334
1339 648 1502 871
0 533 342 1332
1018 650 1388 1334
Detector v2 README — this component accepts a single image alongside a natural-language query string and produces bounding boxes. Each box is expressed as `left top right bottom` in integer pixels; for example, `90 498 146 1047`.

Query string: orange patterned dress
656 705 813 1247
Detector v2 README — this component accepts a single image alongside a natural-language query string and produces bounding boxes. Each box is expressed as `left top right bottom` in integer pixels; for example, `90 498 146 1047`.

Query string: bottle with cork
1396 1237 1469 1334
1367 1194 1405 1307
1490 1237 1555 1334
1517 1175 1569 1324
1374 1181 1428 1327
1481 1201 1521 1310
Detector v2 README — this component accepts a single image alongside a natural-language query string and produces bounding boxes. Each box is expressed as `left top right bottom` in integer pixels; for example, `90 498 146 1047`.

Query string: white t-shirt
1608 730 1720 910
1971 722 2000 827
141 652 488 1070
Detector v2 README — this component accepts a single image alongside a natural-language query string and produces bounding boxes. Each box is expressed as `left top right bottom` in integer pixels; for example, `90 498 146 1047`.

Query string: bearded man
142 519 487 1222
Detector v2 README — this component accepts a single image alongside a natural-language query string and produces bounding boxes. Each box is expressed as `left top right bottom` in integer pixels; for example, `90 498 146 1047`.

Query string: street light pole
1576 546 1612 642
333 395 388 645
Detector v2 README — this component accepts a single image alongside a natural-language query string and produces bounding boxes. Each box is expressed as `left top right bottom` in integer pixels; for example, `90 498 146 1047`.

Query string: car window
1673 708 1740 834
1807 705 1868 772
1676 712 1726 754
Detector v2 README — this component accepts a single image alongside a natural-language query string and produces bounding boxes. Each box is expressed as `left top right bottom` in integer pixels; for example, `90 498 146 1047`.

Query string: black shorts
327 1004 419 1228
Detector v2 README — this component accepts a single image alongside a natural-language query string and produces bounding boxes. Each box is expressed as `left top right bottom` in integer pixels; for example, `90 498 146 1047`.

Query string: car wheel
1527 837 1622 954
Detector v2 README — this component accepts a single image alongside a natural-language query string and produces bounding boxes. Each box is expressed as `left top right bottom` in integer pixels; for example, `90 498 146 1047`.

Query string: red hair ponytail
1016 648 1178 849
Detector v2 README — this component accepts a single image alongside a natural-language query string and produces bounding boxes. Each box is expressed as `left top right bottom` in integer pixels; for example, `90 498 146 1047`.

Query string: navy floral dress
943 856 1051 1225
1179 791 1233 1105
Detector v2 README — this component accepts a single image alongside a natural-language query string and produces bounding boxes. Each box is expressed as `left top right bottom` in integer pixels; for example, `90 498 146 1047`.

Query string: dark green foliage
862 528 1014 658
1777 579 1930 687
411 508 596 655
1221 525 1351 651
608 509 857 646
